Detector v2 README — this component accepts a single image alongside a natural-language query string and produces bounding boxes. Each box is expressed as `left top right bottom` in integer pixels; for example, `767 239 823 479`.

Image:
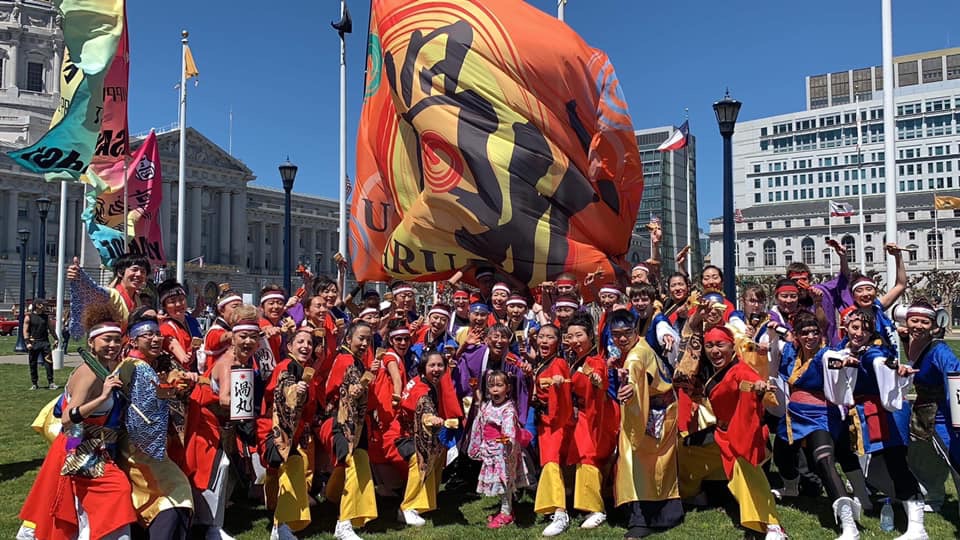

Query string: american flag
829 201 855 217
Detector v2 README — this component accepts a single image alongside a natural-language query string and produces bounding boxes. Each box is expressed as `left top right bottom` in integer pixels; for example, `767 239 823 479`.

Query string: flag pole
558 0 566 21
337 0 348 287
176 30 189 284
933 188 940 270
684 108 692 276
827 200 833 274
52 180 68 369
855 97 866 273
122 155 129 246
881 0 898 285
79 184 87 266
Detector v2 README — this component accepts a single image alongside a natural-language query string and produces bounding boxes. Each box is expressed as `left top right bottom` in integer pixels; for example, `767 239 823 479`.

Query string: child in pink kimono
467 370 529 528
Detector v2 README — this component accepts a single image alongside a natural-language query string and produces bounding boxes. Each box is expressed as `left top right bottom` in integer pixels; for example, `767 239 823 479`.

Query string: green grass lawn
0 336 17 356
1 359 958 539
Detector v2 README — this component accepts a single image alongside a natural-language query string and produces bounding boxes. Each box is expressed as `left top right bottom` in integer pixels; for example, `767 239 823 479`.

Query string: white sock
500 494 512 515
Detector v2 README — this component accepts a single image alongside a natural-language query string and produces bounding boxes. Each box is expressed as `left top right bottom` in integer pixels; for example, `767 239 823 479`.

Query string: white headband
429 308 451 319
260 293 285 304
631 264 649 274
554 301 579 309
906 306 936 320
599 287 621 296
506 298 527 307
389 328 411 338
492 284 510 294
218 295 242 309
89 325 122 339
358 308 378 318
233 324 261 333
851 278 874 292
392 286 414 295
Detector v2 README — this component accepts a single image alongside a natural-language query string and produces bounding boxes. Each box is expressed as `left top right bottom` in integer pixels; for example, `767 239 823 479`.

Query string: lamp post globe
279 159 299 295
713 90 742 305
34 197 52 300
14 229 31 353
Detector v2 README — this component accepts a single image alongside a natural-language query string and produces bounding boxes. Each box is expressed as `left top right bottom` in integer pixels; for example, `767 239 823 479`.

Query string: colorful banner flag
83 132 165 267
934 194 960 210
6 0 125 181
184 43 199 81
350 0 644 287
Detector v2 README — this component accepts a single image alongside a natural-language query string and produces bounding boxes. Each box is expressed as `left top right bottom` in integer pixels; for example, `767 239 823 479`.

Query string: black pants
28 342 53 386
870 445 922 501
774 430 847 500
131 507 191 540
624 498 685 538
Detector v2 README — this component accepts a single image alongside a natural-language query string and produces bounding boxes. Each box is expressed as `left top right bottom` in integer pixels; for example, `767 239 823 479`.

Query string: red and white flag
734 208 744 223
657 120 689 152
829 201 855 217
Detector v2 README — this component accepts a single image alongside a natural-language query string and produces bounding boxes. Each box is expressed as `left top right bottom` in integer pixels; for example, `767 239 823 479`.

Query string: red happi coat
708 360 768 477
566 353 619 467
533 356 573 466
366 349 407 467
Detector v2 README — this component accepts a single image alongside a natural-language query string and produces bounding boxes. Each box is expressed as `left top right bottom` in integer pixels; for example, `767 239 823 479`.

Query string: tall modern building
710 47 960 282
628 125 702 276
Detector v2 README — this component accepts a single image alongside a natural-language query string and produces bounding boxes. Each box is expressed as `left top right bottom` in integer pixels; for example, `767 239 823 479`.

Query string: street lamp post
279 158 299 295
14 229 30 353
713 90 742 305
35 197 52 300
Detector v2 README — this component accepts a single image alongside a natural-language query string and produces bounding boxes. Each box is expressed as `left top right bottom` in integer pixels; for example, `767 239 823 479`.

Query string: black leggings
869 445 922 501
774 430 848 500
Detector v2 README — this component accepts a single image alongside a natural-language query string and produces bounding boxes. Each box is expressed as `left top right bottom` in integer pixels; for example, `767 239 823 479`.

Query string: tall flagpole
881 0 898 284
79 184 87 266
933 189 940 270
176 30 189 284
337 0 348 284
855 98 866 272
52 181 67 369
685 108 692 276
827 199 834 273
558 0 566 21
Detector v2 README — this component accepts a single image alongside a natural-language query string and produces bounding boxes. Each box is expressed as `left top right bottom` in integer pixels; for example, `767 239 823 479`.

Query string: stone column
256 221 266 272
189 186 202 259
6 190 18 256
219 190 231 264
231 188 246 267
161 180 171 262
304 227 315 272
51 39 62 95
8 31 19 89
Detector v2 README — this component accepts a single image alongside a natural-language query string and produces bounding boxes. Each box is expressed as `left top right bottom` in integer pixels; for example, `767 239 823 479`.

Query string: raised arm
878 244 907 310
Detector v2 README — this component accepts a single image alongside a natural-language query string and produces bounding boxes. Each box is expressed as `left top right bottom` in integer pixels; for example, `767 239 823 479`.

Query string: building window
801 237 815 265
865 214 872 223
785 220 791 228
907 212 915 220
865 234 872 242
823 217 829 226
824 252 831 267
922 57 943 83
927 231 943 260
865 250 874 263
784 252 793 265
898 60 919 86
842 235 856 263
747 223 754 230
908 231 916 241
843 216 851 224
26 62 45 92
804 218 811 227
747 255 755 269
763 240 776 267
766 221 772 229
907 248 918 263
747 240 754 248
948 54 960 80
785 238 791 247
755 193 761 203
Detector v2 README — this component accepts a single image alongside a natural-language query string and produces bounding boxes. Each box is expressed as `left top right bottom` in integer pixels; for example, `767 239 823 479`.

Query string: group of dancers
15 229 960 540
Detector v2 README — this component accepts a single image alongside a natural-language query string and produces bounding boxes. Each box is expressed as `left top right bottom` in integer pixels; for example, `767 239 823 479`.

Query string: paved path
0 351 81 367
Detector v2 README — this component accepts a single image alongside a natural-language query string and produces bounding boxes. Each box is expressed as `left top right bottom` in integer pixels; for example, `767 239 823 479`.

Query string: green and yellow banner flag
7 0 125 182
934 195 960 210
349 0 644 287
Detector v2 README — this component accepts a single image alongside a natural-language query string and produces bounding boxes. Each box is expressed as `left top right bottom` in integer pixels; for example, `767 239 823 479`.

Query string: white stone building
709 47 960 283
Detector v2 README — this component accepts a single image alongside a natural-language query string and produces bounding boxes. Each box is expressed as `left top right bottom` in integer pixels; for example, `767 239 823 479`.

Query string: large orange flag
350 0 643 287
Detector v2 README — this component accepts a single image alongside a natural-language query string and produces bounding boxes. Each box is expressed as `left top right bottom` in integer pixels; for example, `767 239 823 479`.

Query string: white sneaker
271 523 298 540
334 520 363 540
542 510 570 536
580 512 606 529
400 508 426 527
15 524 36 540
894 498 929 540
765 524 788 540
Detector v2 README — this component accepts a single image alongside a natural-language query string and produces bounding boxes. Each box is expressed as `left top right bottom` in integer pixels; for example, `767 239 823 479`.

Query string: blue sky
125 0 960 229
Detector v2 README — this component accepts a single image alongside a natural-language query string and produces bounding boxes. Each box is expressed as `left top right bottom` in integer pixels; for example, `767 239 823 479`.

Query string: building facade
628 125 702 276
710 48 960 283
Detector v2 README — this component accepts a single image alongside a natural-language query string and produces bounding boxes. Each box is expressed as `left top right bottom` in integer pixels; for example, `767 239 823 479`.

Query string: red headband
452 291 470 299
703 326 735 344
556 278 577 287
776 284 798 295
